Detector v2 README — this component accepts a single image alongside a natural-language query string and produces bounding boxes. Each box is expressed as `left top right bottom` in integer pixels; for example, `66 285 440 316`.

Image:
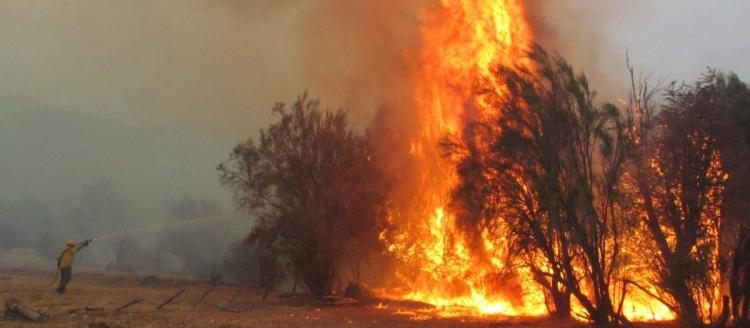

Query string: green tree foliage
218 94 387 296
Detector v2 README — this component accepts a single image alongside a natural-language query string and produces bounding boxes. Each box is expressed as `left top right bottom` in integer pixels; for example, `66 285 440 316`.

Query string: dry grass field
0 253 675 328
0 269 581 328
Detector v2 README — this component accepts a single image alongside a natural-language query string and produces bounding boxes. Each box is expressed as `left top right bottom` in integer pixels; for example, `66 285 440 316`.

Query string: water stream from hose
91 216 242 242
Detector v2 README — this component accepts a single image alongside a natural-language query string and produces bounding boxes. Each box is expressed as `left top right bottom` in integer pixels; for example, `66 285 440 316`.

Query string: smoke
525 1 633 99
527 1 750 100
0 0 421 137
300 0 640 110
300 0 750 108
295 0 426 126
0 0 306 275
0 0 308 140
2 0 749 280
3 1 749 136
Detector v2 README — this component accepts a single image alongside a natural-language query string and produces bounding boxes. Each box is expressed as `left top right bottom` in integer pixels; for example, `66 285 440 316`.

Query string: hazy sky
1 0 748 275
0 1 309 142
618 0 750 81
2 1 749 142
535 0 750 98
1 1 748 262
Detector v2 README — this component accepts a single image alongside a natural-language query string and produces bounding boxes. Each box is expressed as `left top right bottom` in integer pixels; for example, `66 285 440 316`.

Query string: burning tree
218 94 387 296
729 226 750 327
625 69 750 327
706 72 750 327
448 46 632 326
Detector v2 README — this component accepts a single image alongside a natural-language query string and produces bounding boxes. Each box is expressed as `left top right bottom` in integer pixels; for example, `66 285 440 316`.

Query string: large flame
379 0 677 321
380 0 543 317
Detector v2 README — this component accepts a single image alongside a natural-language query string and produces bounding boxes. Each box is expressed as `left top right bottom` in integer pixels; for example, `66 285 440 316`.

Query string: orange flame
380 0 543 317
379 0 678 322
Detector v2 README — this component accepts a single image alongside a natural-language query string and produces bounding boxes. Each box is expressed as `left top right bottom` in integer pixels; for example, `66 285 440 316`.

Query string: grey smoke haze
1 1 748 273
3 1 748 137
530 0 750 98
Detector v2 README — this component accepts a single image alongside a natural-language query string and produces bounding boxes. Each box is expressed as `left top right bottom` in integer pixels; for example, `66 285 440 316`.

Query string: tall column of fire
377 0 675 321
378 0 545 317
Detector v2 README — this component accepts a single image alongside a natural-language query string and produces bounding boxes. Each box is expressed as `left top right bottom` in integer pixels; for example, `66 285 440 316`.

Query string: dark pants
57 267 72 294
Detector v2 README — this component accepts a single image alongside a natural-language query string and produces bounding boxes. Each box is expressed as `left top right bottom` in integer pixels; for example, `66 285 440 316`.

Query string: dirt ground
0 268 678 328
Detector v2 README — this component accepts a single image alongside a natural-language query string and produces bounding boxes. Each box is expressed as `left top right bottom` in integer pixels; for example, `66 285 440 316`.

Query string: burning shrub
625 70 750 327
218 94 388 296
729 227 750 327
447 45 633 326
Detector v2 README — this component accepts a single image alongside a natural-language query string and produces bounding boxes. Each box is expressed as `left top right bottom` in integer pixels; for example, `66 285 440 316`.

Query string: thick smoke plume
2 0 749 282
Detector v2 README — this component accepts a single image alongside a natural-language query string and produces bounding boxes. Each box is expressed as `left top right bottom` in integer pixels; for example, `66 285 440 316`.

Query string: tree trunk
549 289 571 319
291 274 298 295
590 308 614 328
715 296 729 328
670 281 703 328
549 275 571 318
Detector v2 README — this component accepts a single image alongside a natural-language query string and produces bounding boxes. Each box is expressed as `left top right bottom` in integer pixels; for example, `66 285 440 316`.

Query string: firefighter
56 239 91 294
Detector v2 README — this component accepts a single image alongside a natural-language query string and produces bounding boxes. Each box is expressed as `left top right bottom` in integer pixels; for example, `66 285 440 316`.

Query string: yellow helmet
66 240 76 246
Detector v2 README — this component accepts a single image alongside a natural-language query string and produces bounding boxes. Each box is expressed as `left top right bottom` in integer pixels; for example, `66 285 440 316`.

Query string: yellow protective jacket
57 245 83 268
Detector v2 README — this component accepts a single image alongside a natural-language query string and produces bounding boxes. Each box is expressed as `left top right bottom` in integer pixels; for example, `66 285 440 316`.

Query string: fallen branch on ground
193 283 218 307
227 287 242 306
156 289 185 310
4 298 47 322
321 296 359 306
214 303 245 313
68 307 104 314
116 299 143 312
